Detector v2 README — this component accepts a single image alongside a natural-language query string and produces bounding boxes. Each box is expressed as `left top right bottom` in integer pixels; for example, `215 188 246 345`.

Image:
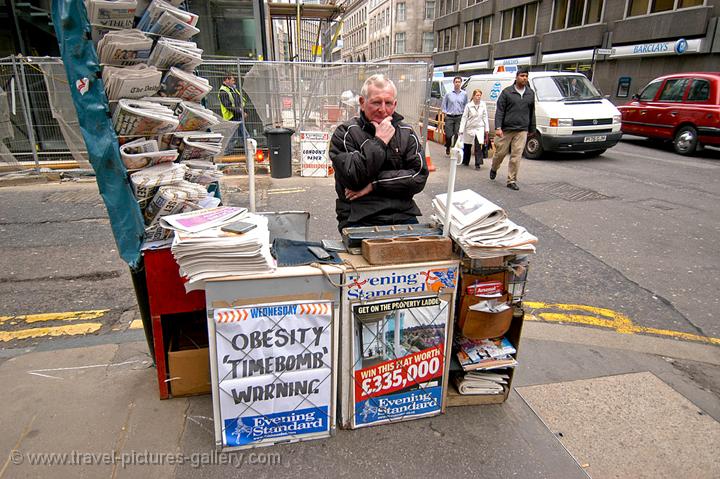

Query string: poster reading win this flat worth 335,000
351 293 452 428
213 301 333 448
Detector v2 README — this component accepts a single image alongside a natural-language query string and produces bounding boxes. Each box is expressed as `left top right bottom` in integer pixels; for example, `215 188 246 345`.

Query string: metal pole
442 147 459 237
590 48 597 82
420 62 432 156
13 56 41 173
236 59 254 212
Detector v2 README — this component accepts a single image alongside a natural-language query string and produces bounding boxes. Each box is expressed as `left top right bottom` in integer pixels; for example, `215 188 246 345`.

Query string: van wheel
585 149 607 158
673 126 698 156
524 133 543 159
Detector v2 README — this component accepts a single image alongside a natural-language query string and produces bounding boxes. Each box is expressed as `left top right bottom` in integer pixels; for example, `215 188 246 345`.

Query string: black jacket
329 111 428 231
495 84 536 133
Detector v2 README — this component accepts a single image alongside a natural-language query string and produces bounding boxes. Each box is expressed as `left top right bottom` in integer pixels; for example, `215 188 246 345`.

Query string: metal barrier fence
0 56 431 173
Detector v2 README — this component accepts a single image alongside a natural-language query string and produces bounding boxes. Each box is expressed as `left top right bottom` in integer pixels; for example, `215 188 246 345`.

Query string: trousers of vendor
329 73 429 233
218 75 248 151
441 76 467 155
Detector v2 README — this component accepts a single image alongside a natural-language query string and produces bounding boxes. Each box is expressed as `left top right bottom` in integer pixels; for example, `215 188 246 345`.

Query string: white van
464 72 622 158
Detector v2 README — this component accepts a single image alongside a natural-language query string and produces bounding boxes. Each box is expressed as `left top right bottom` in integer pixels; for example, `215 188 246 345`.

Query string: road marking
267 187 306 195
0 309 109 324
129 319 144 329
0 323 102 342
617 150 718 170
524 301 720 346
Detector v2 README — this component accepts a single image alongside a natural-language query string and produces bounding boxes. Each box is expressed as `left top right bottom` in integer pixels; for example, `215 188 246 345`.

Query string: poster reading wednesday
214 301 333 447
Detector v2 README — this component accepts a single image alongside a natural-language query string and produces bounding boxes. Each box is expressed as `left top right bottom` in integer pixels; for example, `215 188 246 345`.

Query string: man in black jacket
329 74 428 232
489 67 536 191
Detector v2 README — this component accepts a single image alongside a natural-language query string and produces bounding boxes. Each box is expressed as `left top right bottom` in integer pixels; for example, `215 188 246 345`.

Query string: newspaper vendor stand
204 265 342 451
338 255 460 429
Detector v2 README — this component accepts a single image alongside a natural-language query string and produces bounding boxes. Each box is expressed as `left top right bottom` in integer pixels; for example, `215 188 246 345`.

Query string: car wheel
673 126 698 156
523 133 543 159
585 149 607 158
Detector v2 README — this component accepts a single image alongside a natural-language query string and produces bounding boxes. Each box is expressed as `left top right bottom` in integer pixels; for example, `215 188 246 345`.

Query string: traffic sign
596 48 615 55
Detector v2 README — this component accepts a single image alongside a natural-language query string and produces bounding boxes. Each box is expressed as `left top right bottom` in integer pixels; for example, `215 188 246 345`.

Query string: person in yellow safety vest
218 75 246 122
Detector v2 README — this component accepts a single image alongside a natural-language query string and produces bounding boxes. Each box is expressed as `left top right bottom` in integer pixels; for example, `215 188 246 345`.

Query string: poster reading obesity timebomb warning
213 301 333 447
350 292 453 428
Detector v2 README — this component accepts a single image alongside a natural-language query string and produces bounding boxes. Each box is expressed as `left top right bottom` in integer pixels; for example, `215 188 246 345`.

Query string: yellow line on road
267 187 306 195
129 319 144 329
0 323 102 342
524 301 720 346
0 309 109 324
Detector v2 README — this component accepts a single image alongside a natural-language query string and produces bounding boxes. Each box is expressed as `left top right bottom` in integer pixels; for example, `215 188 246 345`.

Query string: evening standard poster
213 301 333 447
350 293 453 428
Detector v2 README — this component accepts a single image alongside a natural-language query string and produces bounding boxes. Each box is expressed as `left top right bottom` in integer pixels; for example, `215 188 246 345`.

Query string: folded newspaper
129 162 188 208
158 67 211 101
432 189 537 257
87 0 137 42
138 0 200 40
182 160 223 184
143 180 209 226
176 101 222 132
113 99 179 136
103 64 162 101
148 38 203 72
159 206 247 233
97 29 153 66
119 138 178 170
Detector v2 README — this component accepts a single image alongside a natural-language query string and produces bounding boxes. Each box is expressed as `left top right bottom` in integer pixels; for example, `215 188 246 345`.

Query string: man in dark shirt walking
489 67 536 191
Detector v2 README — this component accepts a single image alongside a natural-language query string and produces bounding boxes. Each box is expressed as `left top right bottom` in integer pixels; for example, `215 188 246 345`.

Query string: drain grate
44 190 101 204
536 182 612 201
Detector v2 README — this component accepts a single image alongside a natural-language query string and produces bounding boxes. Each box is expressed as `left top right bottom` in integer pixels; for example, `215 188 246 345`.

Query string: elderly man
329 74 429 232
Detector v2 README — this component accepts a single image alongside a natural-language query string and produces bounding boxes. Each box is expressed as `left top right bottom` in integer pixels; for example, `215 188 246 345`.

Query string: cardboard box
167 346 211 397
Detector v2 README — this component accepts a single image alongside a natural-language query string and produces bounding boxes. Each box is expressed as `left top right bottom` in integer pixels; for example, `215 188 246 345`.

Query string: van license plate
584 135 606 142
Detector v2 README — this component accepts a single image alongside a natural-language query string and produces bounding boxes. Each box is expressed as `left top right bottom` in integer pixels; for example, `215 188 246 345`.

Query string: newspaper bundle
97 29 153 66
113 99 179 136
182 160 222 185
432 189 537 257
170 213 276 290
129 162 188 208
143 180 209 225
87 0 138 42
103 64 162 101
158 67 212 102
176 102 221 132
120 138 178 170
137 0 199 40
147 38 203 72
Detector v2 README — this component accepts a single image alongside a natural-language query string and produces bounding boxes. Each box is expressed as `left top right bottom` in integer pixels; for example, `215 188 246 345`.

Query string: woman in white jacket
457 89 489 168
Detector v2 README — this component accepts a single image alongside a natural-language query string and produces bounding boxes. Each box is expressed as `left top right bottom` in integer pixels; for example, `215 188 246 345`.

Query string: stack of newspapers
113 99 179 135
158 67 212 101
120 138 178 170
454 372 509 395
87 0 138 42
165 210 276 290
176 101 221 131
432 189 537 257
103 64 162 100
173 132 224 161
148 38 203 71
97 30 153 66
137 0 199 40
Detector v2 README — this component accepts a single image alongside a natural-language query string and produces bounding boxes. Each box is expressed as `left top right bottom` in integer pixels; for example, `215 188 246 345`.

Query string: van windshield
532 75 602 101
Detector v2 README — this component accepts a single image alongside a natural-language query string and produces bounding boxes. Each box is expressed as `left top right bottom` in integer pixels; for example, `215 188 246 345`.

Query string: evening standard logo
360 391 438 421
346 267 457 300
230 410 326 444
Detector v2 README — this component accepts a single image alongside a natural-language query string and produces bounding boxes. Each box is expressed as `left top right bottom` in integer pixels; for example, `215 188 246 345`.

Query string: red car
618 72 720 155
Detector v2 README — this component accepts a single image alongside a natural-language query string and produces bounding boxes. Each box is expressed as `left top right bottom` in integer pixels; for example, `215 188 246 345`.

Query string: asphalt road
0 135 718 350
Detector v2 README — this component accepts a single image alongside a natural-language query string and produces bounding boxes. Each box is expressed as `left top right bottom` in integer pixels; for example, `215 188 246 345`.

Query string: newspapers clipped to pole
88 0 242 246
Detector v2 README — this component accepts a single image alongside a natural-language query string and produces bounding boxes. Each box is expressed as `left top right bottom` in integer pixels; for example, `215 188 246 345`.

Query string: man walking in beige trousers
489 66 535 191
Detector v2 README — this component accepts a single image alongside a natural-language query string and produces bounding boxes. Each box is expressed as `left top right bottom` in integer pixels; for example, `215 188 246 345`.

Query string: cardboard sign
300 131 329 177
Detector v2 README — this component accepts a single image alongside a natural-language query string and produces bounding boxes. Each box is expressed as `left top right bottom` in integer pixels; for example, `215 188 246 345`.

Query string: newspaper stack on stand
113 99 179 135
148 38 203 71
158 67 212 101
103 64 162 100
162 208 276 291
432 189 537 257
97 30 153 66
87 0 137 42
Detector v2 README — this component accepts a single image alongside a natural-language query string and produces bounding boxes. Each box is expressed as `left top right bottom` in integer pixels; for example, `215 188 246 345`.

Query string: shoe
478 159 484 165
445 148 451 155
461 162 469 166
475 165 481 169
507 182 519 191
489 169 497 180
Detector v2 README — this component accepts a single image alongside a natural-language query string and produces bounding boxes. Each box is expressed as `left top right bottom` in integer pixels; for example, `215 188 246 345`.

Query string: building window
425 0 436 20
422 31 434 52
552 0 605 30
501 3 537 40
627 0 703 17
395 32 406 54
397 3 406 22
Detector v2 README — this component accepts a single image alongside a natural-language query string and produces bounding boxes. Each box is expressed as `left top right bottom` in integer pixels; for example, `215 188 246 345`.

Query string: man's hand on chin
372 117 395 144
345 183 374 201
